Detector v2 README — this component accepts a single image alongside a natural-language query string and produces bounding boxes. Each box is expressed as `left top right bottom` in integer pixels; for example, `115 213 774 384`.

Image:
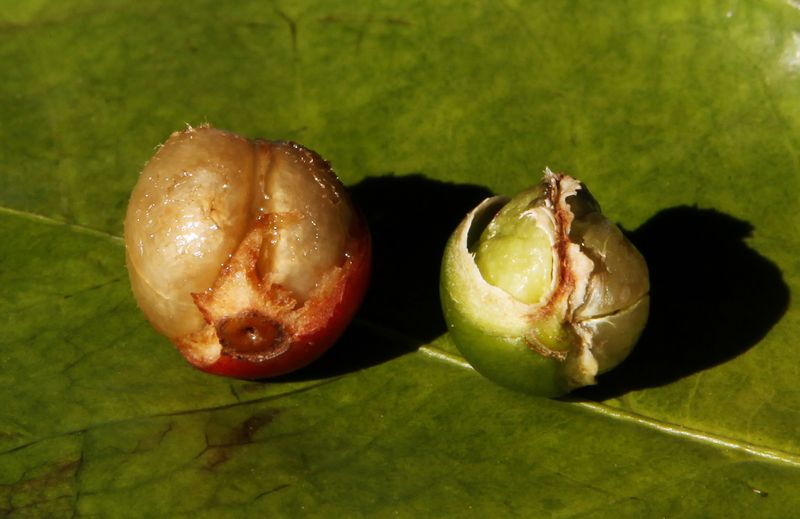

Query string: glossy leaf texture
1 0 800 516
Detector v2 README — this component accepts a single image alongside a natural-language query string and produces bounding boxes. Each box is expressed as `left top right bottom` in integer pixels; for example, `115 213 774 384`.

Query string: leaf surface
1 0 799 516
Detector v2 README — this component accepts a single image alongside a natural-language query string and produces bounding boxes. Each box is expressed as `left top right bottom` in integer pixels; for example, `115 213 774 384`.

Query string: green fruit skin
440 230 567 397
440 181 651 396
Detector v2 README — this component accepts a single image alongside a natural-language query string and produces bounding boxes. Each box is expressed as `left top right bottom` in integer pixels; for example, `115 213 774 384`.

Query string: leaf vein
417 341 800 468
0 205 123 244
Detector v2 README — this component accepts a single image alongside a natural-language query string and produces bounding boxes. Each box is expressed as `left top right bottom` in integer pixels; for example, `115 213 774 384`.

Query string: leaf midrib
4 203 798 470
0 205 123 244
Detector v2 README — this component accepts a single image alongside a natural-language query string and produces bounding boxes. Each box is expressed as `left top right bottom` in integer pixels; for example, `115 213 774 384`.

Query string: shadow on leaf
575 206 789 401
277 174 492 381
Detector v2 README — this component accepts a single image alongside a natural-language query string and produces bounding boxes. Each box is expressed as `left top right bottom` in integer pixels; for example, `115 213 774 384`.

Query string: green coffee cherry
440 170 649 396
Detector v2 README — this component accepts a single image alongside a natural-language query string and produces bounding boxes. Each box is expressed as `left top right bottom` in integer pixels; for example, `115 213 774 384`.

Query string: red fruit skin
193 217 371 379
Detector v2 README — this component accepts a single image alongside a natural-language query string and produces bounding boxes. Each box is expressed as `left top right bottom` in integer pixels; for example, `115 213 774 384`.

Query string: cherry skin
125 126 371 378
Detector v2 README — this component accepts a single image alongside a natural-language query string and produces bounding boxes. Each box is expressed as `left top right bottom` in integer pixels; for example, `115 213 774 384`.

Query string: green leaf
2 0 799 516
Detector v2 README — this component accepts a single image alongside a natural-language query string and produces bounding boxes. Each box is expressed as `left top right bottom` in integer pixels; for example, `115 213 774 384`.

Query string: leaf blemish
200 410 281 470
